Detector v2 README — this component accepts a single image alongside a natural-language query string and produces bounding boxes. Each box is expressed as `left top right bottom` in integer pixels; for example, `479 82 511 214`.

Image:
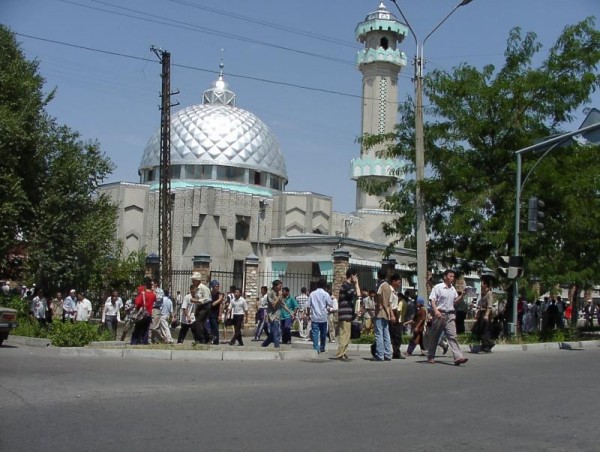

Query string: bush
47 321 113 347
351 333 375 344
12 317 48 338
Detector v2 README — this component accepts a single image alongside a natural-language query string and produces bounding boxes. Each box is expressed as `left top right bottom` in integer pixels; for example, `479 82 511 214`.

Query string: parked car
0 306 18 346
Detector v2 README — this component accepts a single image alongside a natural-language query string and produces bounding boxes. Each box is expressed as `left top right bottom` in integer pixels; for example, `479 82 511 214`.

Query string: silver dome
139 103 287 180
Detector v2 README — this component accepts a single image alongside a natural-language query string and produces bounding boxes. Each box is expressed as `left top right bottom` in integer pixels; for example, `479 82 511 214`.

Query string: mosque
100 3 419 291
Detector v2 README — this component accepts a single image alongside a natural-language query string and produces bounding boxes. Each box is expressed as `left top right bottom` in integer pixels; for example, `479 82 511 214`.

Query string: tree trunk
570 284 579 328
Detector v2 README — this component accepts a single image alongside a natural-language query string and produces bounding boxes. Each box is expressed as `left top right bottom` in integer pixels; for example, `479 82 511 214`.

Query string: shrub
12 317 48 338
47 321 113 347
351 333 375 344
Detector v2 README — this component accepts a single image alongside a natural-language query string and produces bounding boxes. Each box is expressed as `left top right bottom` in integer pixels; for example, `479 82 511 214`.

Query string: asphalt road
1 344 598 452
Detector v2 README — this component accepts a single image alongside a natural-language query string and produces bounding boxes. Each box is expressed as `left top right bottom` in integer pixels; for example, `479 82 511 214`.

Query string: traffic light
527 197 545 232
497 255 524 279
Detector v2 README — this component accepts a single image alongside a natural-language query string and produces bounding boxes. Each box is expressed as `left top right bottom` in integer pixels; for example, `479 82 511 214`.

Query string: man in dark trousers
388 273 405 360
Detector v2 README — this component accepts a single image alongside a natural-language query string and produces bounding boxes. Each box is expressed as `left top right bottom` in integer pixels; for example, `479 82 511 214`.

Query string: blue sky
2 0 598 213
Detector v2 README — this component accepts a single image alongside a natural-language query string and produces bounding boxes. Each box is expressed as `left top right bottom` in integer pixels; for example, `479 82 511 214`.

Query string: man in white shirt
253 285 269 341
427 269 468 366
306 278 333 354
101 290 123 339
191 272 212 343
177 285 201 344
63 289 77 322
327 290 338 343
151 290 174 344
75 292 93 322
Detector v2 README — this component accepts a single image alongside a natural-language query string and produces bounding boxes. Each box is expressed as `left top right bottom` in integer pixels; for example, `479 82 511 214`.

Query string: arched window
380 37 389 50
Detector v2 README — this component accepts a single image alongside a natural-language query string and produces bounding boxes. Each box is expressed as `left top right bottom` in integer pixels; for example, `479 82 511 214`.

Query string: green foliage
12 317 48 339
47 321 113 347
87 247 147 302
351 333 375 344
0 25 119 293
2 294 30 318
360 18 600 286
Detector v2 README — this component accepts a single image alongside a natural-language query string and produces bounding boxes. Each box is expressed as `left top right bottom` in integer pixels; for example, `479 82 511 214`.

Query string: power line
165 0 357 48
14 32 366 100
59 0 355 67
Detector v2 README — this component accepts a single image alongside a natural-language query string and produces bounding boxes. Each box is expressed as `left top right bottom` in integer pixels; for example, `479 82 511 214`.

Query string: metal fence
209 270 243 294
257 272 317 298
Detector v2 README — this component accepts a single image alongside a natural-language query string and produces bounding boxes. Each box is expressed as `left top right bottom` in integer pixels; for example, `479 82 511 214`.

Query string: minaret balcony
350 157 404 180
356 48 407 68
355 20 408 42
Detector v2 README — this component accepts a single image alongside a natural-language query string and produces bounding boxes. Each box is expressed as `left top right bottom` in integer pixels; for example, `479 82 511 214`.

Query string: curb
6 335 599 361
4 335 51 347
49 346 318 361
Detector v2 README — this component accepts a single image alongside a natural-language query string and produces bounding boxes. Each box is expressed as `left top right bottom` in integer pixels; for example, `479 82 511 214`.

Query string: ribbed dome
139 103 287 179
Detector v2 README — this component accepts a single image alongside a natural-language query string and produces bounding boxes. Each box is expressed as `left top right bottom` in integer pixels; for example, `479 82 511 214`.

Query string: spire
202 49 236 106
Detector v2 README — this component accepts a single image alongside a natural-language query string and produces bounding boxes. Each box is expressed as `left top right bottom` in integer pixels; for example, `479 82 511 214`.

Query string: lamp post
390 0 473 298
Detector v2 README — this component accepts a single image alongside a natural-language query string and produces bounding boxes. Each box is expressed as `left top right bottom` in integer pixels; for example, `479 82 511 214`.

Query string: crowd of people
517 295 598 332
23 287 94 327
9 269 596 355
252 267 476 365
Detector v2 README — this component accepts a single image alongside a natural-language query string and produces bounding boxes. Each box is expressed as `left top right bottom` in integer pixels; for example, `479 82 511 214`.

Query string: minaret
351 2 407 241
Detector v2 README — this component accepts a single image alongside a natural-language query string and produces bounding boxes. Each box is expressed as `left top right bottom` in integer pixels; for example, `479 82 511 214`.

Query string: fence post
244 254 260 325
192 254 211 284
145 253 160 281
332 248 351 299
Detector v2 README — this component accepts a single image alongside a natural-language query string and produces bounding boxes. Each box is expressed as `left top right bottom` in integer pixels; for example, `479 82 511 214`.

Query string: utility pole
390 0 473 299
151 46 179 294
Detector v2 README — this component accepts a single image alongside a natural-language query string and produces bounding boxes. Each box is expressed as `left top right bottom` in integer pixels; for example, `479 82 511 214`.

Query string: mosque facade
100 3 419 292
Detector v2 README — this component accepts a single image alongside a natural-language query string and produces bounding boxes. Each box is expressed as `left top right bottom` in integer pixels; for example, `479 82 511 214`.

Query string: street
1 344 598 451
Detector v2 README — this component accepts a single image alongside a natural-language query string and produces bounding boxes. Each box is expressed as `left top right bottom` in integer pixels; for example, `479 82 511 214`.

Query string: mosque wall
272 192 333 237
98 182 149 254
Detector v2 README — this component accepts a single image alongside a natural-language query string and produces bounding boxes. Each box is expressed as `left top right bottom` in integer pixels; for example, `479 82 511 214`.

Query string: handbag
224 306 234 326
130 291 147 324
351 320 362 339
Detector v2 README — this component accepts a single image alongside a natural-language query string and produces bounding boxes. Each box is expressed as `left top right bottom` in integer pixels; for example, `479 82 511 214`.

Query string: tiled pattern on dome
139 104 287 179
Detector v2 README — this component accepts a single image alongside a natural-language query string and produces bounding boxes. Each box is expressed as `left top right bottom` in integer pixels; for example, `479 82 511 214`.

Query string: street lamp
511 120 600 332
390 0 474 299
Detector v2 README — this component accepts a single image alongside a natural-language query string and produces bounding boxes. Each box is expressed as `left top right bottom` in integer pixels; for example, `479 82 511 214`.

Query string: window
380 37 389 50
170 165 181 179
311 262 321 278
183 165 212 179
250 170 264 186
270 176 283 190
235 218 250 240
216 165 245 183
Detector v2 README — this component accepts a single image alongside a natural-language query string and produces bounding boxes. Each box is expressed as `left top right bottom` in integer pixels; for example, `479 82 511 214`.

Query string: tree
0 25 118 292
361 18 600 291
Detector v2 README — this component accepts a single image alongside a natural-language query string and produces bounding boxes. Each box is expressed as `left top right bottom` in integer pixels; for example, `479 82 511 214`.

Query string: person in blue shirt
280 287 299 344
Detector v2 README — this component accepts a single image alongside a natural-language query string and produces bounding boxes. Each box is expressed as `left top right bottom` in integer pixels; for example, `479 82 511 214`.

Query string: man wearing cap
208 280 224 344
191 272 212 343
428 269 468 365
404 296 427 356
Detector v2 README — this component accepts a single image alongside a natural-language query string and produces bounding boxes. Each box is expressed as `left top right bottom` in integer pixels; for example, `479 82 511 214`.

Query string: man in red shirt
130 278 156 345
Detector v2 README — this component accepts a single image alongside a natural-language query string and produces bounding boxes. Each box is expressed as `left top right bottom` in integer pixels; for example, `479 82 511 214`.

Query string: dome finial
202 49 236 106
219 48 225 77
